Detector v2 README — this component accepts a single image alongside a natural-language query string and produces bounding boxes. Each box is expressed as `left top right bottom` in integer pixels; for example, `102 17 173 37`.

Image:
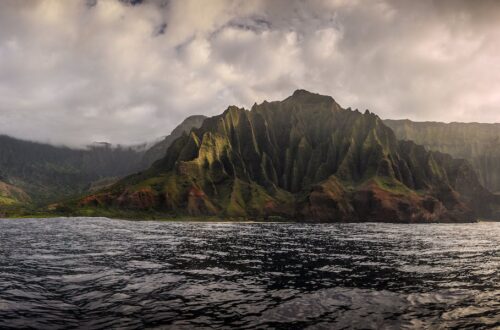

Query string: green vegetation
2 91 495 222
0 136 144 204
0 116 205 209
0 196 17 205
385 119 500 193
0 180 31 212
70 90 494 223
141 115 206 168
372 176 416 196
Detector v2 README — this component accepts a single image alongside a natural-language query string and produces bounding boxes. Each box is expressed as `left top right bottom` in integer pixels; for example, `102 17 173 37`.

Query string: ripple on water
0 217 499 329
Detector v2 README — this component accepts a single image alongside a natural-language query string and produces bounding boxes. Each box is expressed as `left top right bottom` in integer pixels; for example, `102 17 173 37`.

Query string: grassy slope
64 91 490 222
7 91 494 222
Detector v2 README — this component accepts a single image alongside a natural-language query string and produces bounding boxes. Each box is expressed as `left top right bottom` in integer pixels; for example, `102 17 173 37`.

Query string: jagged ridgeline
141 115 207 168
384 119 500 193
79 90 495 222
0 116 206 211
0 136 144 205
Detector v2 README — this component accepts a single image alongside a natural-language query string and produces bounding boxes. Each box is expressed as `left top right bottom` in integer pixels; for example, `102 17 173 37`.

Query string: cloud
0 0 499 146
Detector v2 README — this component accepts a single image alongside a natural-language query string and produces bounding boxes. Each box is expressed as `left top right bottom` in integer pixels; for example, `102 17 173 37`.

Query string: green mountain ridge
141 115 207 168
0 136 144 204
75 90 496 222
0 116 205 208
384 119 500 193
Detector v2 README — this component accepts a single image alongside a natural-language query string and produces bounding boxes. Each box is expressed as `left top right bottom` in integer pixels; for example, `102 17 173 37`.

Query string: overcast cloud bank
0 0 499 146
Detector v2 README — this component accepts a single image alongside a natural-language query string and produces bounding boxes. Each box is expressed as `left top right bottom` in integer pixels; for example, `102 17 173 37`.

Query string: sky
0 0 499 146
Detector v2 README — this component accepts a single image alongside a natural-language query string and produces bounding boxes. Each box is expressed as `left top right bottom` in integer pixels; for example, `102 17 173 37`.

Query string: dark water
0 218 498 329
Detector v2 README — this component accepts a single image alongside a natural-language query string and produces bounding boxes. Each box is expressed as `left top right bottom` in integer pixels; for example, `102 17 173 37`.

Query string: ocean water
0 217 498 329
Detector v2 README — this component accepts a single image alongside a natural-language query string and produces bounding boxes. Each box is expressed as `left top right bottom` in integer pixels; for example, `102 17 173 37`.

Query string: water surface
0 218 498 329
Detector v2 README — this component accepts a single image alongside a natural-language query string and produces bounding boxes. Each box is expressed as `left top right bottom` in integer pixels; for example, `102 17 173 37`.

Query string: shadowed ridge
73 90 494 222
384 119 500 195
141 115 207 168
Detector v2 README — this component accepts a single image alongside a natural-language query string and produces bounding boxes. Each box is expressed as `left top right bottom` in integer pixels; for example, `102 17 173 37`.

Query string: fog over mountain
1 0 500 146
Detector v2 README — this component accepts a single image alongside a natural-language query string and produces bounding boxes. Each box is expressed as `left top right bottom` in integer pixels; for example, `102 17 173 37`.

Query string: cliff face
79 91 494 222
384 120 500 193
141 115 207 168
0 136 145 203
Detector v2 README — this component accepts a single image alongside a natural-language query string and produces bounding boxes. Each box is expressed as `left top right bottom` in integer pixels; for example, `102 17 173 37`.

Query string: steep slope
384 120 500 192
0 116 210 206
141 115 207 168
78 90 494 222
0 136 144 204
0 180 30 207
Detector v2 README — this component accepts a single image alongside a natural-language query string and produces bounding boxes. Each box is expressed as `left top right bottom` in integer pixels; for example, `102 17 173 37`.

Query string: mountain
0 117 209 208
141 115 207 168
0 136 145 204
384 120 500 193
75 90 496 222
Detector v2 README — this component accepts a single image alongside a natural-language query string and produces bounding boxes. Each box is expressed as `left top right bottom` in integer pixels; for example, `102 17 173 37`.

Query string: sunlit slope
0 180 30 207
77 90 495 222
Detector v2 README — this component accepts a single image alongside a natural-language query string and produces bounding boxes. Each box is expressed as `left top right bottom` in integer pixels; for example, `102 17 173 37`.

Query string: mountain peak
287 89 335 104
292 89 314 96
183 115 207 122
75 91 493 223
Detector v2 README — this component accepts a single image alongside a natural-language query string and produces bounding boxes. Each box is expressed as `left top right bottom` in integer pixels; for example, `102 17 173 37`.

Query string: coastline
1 213 489 223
